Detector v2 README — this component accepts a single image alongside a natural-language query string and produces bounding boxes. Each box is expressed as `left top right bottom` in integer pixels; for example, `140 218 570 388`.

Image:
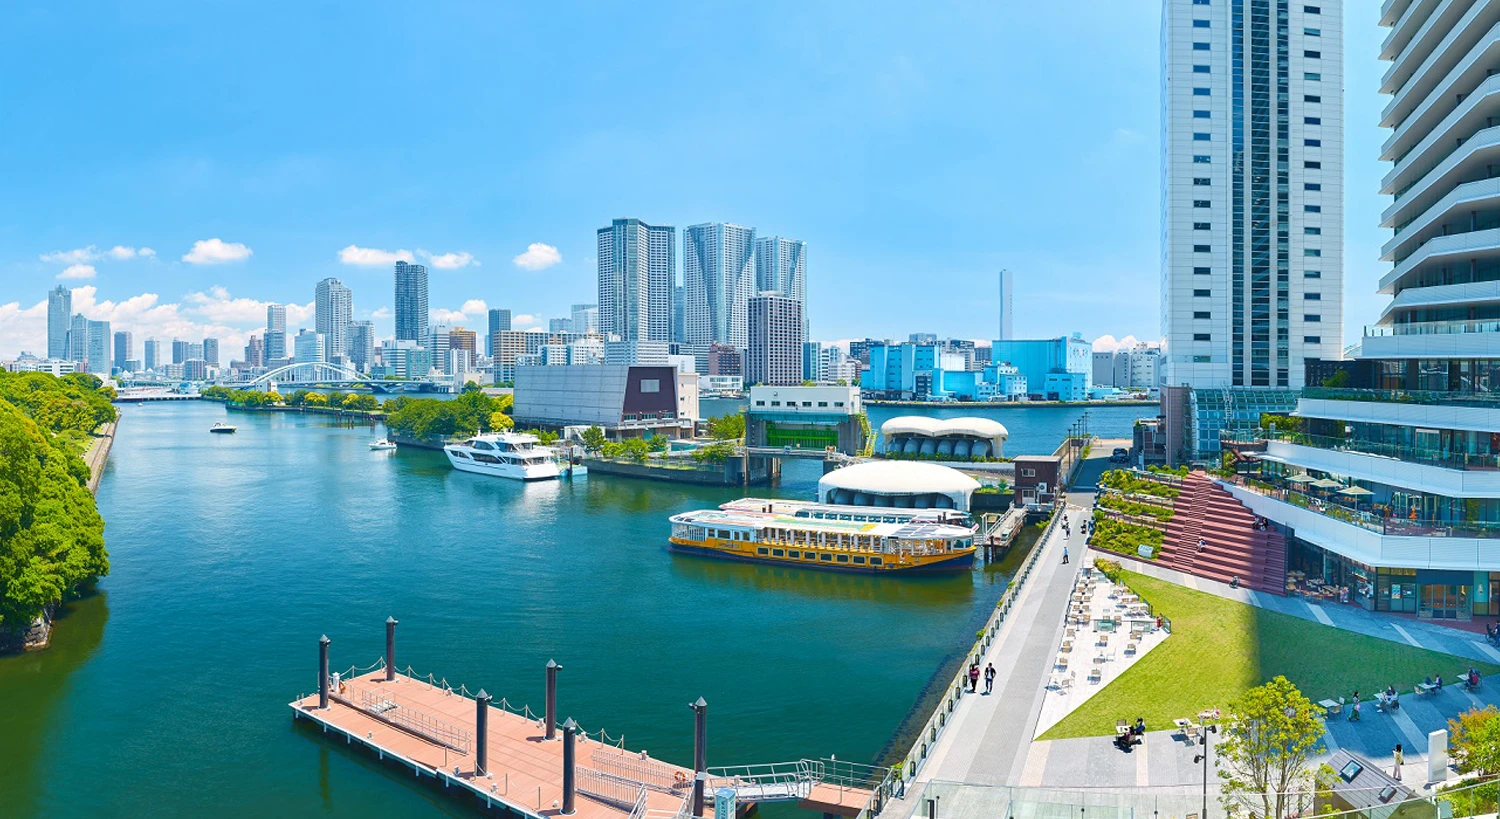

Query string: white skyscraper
294 329 325 364
684 223 756 348
597 218 674 343
315 277 353 361
570 304 599 335
755 236 807 339
997 269 1014 341
1160 0 1343 389
266 304 288 362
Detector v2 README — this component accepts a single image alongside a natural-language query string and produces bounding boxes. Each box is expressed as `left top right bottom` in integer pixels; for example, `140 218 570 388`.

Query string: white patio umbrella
1338 485 1374 497
1285 473 1317 484
1310 478 1343 490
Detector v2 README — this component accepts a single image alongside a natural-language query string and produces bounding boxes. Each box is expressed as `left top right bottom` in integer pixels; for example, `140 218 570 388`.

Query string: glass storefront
1290 540 1500 621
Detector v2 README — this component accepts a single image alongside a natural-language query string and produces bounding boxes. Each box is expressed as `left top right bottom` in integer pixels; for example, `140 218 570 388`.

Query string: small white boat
209 422 237 434
370 438 397 451
443 432 560 481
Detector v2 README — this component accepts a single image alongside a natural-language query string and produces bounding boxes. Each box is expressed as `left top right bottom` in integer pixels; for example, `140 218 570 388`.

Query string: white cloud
40 246 101 264
1092 334 1160 353
0 285 322 360
429 299 490 326
460 299 488 315
513 313 542 330
182 238 253 264
339 244 414 266
420 249 479 270
511 243 561 271
40 244 157 265
370 307 391 320
57 264 97 280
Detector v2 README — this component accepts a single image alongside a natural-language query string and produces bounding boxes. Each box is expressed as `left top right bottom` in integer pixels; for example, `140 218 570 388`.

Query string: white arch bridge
226 362 432 392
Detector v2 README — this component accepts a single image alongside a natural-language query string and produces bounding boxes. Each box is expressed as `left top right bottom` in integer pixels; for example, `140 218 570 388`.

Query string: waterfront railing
889 505 1064 795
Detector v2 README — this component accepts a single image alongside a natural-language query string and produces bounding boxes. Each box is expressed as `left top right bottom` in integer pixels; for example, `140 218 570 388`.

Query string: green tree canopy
1217 676 1323 819
580 426 606 452
707 413 745 441
0 397 109 632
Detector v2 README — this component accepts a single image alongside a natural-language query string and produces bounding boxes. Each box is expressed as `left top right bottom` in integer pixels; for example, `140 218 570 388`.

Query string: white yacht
369 438 397 451
443 432 560 481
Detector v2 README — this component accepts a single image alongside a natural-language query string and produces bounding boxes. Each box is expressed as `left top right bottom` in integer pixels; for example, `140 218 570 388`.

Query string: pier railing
590 748 686 793
577 766 650 810
352 687 472 753
888 504 1064 795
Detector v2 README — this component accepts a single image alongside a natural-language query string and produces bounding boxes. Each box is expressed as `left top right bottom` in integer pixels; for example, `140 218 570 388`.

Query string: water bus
668 498 977 573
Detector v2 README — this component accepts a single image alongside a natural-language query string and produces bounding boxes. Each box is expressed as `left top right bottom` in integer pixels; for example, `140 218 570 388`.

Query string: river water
0 400 1151 817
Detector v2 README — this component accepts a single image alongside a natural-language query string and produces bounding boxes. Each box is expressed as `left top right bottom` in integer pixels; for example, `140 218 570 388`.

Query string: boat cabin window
788 550 800 558
819 553 833 562
451 451 470 458
870 557 883 566
757 547 769 556
772 549 784 557
836 554 851 563
853 556 866 565
472 453 501 464
473 441 494 450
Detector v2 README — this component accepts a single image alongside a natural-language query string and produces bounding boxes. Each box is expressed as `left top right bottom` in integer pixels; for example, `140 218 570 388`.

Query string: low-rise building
513 364 698 439
746 384 865 453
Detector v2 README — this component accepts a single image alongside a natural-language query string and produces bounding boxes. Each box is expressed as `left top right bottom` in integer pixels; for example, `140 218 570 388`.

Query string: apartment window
1194 65 1211 73
1305 27 1321 35
1305 161 1321 168
1193 355 1212 362
1305 72 1321 81
1194 132 1212 141
1194 289 1211 297
1194 200 1211 208
1193 311 1211 319
1305 116 1321 125
1305 94 1321 103
1304 50 1321 59
1193 177 1211 186
1305 6 1321 13
1193 42 1210 50
1304 270 1321 278
1193 19 1210 27
1193 87 1211 96
1193 222 1211 230
1304 336 1321 344
1194 110 1211 118
1193 244 1211 252
1305 248 1322 256
1305 293 1322 301
1193 333 1212 341
1304 138 1321 147
1193 155 1212 164
1305 227 1321 235
1305 315 1322 322
1305 204 1322 212
1193 0 1209 4
1193 266 1212 275
1305 182 1321 190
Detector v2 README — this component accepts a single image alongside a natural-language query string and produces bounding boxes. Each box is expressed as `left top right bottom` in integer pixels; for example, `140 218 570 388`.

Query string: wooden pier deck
291 669 693 819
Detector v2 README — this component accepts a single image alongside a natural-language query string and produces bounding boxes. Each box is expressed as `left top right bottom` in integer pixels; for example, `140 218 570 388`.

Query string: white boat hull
444 450 560 481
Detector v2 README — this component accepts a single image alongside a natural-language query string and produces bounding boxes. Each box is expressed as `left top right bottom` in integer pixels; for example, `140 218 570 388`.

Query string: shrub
1100 469 1181 499
1094 559 1124 582
1088 515 1162 559
1097 493 1173 521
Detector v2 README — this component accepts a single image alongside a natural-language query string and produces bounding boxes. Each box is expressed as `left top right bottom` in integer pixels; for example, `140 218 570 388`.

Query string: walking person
1062 545 1069 565
1349 691 1362 722
1393 744 1403 780
984 662 996 694
968 662 980 693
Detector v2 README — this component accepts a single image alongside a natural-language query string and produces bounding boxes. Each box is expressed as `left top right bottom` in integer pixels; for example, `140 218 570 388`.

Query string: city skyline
0 4 1392 361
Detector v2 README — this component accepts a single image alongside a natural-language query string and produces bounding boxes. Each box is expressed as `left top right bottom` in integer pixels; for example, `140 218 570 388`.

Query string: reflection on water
667 551 983 605
0 593 109 818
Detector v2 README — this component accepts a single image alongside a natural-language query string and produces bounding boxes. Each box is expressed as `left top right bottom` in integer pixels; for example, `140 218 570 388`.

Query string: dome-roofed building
881 416 1008 459
818 461 981 512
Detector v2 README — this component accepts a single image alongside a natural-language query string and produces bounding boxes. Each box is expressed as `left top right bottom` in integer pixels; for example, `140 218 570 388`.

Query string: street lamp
1193 724 1218 819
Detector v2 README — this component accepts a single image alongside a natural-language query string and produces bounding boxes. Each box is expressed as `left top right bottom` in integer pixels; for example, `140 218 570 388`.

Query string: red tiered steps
1158 472 1287 596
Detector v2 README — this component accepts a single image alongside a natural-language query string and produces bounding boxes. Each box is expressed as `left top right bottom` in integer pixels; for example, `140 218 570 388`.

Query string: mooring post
562 718 578 815
318 635 331 709
385 616 398 682
545 659 562 740
691 697 708 817
476 689 492 775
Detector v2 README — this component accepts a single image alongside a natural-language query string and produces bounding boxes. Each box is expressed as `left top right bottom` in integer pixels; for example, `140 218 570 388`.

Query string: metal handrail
591 749 684 792
577 766 648 809
354 687 472 753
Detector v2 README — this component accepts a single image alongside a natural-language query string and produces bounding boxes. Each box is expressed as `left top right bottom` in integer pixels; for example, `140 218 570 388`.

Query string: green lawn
1042 571 1500 739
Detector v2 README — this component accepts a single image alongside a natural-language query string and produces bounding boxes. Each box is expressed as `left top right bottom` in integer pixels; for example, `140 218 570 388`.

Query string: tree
835 378 848 386
707 413 745 441
600 441 625 459
1450 706 1500 777
1217 676 1324 819
646 434 669 453
304 392 329 408
488 411 514 431
623 438 651 463
580 426 607 452
342 394 377 411
1321 369 1351 388
0 398 109 633
692 441 736 463
326 390 348 408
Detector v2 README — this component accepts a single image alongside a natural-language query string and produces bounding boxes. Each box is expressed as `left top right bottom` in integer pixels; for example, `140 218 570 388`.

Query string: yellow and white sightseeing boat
668 498 977 573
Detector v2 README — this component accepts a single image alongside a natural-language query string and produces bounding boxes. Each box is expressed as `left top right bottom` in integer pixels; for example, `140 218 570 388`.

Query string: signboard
1137 544 1154 559
715 788 737 819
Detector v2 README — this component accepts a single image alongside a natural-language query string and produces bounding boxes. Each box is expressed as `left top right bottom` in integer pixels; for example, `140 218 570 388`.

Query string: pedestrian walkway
1108 554 1500 665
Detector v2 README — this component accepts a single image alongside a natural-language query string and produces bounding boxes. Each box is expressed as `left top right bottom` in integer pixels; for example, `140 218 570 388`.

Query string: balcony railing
1301 386 1500 410
1365 318 1500 336
1221 474 1500 539
1228 428 1500 472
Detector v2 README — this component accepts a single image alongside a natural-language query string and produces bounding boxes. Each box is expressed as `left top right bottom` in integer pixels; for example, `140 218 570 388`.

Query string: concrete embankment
84 419 117 495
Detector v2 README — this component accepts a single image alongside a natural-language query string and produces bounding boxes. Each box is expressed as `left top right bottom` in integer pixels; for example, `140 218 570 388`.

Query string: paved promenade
895 451 1111 801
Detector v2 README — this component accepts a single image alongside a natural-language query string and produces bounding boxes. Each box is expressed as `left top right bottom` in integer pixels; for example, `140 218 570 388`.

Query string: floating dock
292 622 886 819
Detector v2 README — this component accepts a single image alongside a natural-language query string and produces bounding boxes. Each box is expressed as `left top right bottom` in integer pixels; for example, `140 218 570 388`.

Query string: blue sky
0 2 1389 358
